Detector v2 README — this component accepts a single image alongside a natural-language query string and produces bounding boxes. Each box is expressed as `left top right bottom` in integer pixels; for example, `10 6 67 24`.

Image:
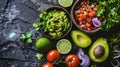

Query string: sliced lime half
58 0 73 7
57 39 72 54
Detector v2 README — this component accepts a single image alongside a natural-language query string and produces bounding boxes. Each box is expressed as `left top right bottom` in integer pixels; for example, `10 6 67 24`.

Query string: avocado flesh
89 38 109 63
71 30 92 48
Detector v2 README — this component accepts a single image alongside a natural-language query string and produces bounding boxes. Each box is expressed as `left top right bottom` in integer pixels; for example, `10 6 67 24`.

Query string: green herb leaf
26 38 32 45
35 53 43 60
97 0 120 31
20 34 26 41
33 22 40 31
25 32 32 38
91 64 97 67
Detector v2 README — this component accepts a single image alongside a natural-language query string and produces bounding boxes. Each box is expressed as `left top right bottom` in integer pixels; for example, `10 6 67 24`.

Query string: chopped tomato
85 23 91 27
87 8 92 13
75 1 99 31
78 18 82 21
80 14 86 19
86 18 92 23
79 21 83 25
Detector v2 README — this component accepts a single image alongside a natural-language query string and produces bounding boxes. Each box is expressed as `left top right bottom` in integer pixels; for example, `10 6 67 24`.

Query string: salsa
75 1 101 31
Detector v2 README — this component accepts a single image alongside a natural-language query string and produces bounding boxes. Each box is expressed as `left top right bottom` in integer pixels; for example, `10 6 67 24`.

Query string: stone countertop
0 0 59 67
0 0 120 67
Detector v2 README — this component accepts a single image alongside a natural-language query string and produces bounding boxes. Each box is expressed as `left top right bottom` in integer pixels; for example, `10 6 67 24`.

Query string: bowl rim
71 0 100 34
40 6 73 39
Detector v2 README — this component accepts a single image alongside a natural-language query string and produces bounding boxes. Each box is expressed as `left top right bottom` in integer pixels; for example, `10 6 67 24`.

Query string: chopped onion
77 48 90 67
92 18 101 27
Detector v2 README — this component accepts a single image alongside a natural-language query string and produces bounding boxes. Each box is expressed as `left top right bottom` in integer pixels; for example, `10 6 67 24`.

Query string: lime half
58 0 73 7
57 39 72 54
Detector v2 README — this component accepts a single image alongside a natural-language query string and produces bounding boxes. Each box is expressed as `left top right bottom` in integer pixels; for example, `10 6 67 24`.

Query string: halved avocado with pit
89 38 109 63
71 30 92 48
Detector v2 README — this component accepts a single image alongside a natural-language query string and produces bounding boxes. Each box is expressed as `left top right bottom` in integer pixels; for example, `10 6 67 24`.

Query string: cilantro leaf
20 34 26 41
26 38 32 45
35 53 43 60
25 32 32 38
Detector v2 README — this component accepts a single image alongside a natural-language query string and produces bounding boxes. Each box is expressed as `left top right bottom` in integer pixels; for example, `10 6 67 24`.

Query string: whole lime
36 38 52 52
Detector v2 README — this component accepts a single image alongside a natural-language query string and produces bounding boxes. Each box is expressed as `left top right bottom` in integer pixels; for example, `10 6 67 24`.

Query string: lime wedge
58 0 73 7
57 39 72 54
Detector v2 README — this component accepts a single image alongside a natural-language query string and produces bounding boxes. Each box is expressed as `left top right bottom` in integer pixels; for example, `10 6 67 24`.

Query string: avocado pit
93 45 105 58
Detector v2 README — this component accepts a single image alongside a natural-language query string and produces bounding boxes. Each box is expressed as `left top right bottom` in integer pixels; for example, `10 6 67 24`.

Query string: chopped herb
35 53 44 60
26 32 32 38
97 0 120 31
26 38 32 45
33 22 41 31
20 32 33 45
20 34 26 41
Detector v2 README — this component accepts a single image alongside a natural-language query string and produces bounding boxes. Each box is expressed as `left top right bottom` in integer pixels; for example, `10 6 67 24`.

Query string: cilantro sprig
97 0 120 31
20 32 33 45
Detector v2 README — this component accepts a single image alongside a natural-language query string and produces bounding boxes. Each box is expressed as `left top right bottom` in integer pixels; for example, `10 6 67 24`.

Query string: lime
36 38 52 52
58 0 73 7
57 39 72 54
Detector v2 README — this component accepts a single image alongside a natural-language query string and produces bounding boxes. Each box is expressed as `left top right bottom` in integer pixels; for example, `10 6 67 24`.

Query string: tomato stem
67 57 74 62
53 56 65 65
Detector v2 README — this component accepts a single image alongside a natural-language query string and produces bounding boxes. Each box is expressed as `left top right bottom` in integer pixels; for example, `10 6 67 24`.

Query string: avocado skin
89 38 109 63
71 30 92 48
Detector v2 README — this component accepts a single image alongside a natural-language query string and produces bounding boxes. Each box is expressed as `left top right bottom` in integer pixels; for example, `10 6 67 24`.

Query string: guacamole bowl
39 6 72 39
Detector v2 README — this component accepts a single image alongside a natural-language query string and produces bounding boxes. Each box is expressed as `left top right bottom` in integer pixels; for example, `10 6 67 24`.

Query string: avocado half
71 30 92 48
89 38 109 63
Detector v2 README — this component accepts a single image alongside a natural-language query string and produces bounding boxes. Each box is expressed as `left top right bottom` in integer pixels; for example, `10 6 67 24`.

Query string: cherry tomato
47 50 60 63
42 63 54 67
65 54 80 67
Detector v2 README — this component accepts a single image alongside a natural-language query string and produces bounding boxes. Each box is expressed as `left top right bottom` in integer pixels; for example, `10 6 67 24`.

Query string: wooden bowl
71 0 100 34
40 6 72 39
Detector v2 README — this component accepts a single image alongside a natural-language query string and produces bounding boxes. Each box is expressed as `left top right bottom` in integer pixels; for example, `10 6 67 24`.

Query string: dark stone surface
0 42 25 60
0 0 8 12
0 34 8 45
0 0 55 67
0 0 119 67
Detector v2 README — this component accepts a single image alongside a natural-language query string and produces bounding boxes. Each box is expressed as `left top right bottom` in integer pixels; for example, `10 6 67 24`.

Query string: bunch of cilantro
97 0 120 31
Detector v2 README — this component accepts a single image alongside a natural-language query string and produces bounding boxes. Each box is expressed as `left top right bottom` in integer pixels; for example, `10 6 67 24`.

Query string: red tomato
65 54 80 67
47 50 60 63
89 11 96 17
86 18 92 23
79 21 83 25
87 8 92 13
78 18 82 21
80 14 86 20
42 63 54 67
85 23 91 27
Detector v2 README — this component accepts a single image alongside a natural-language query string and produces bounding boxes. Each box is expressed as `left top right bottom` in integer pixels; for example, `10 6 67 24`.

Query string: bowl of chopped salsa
71 0 103 33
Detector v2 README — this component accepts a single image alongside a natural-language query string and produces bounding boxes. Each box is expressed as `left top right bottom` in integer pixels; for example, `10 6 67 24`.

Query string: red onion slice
77 48 90 67
92 18 101 27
